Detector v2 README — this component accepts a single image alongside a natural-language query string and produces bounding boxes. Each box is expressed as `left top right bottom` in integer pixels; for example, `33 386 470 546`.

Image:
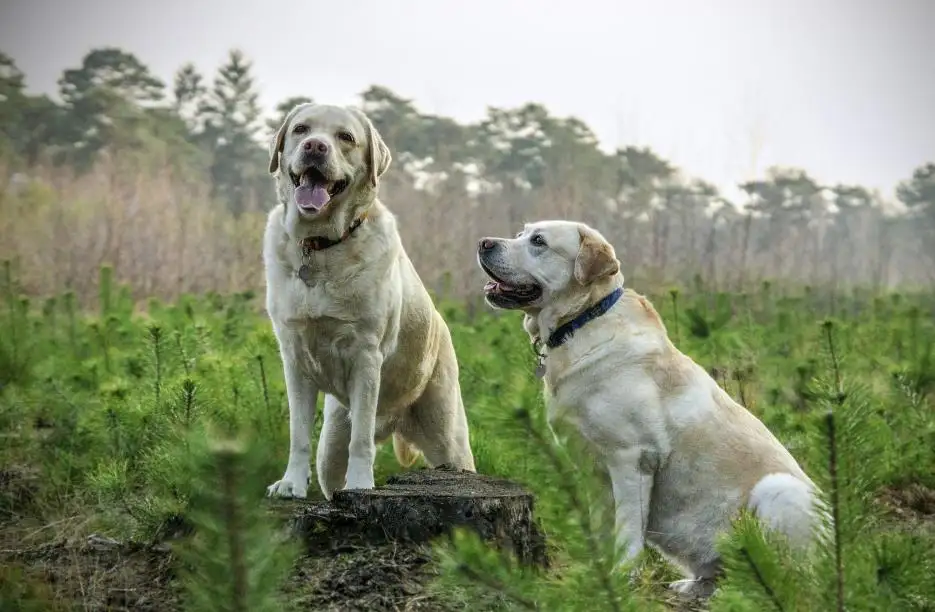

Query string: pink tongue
294 184 331 211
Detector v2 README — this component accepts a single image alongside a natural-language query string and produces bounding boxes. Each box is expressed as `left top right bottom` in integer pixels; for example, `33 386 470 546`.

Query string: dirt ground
0 466 538 612
1 510 439 611
2 462 933 612
1 530 439 611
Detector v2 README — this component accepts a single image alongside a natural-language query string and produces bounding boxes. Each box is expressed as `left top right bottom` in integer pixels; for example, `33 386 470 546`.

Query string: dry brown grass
2 151 929 309
1 154 264 308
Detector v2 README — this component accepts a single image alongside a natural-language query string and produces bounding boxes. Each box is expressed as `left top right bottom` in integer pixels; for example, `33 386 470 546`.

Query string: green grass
1 265 934 611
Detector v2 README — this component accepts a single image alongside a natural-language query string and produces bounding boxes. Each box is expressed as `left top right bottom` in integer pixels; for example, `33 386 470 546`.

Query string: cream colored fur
477 220 826 599
264 103 474 500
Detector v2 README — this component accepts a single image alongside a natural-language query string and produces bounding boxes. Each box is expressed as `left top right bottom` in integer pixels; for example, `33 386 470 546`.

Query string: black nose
302 137 329 155
478 238 496 252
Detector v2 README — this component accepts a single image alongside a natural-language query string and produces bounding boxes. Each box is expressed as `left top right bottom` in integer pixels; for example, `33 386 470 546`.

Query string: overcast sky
2 0 933 201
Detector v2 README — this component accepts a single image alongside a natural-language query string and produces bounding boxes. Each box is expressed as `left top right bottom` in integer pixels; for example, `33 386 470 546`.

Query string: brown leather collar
299 213 368 256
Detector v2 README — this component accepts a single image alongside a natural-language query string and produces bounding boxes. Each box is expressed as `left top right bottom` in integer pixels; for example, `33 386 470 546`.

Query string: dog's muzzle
477 238 542 307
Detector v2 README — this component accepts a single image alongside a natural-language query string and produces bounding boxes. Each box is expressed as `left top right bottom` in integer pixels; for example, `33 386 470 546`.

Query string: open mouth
289 167 349 213
480 260 542 305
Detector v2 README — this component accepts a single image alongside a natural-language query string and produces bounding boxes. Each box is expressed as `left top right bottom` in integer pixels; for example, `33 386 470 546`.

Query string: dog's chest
274 269 361 319
545 382 603 441
290 319 363 394
270 270 388 386
544 356 650 450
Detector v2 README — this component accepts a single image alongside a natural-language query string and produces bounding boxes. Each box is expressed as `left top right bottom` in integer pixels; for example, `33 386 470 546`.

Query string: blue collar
546 287 624 349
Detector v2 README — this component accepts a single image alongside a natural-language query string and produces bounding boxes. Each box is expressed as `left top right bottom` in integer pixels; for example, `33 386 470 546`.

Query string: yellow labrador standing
476 220 826 599
263 103 475 500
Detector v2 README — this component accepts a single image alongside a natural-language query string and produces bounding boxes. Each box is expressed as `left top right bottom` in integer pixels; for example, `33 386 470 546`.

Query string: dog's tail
392 432 422 468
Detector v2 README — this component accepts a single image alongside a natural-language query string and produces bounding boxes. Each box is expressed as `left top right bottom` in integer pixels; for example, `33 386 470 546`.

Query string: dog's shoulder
599 289 697 399
361 199 402 251
262 210 293 285
264 202 286 235
620 289 666 333
262 205 288 261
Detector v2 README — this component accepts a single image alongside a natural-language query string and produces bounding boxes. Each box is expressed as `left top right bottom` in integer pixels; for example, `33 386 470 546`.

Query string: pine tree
199 50 265 214
56 47 167 166
175 431 299 612
711 320 935 611
266 96 314 138
435 409 648 611
0 54 64 163
173 63 207 137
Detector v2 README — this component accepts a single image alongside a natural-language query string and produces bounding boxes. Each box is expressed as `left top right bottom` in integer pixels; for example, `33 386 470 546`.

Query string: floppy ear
574 226 620 284
267 103 309 175
349 107 392 187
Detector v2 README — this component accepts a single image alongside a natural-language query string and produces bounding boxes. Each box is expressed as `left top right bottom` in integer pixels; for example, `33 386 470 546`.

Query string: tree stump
287 466 549 567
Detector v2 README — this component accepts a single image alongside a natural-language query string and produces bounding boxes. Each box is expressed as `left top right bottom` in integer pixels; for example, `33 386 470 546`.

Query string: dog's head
477 220 621 314
268 103 391 219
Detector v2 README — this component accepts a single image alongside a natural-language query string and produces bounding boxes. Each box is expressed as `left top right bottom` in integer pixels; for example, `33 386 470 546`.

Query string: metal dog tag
297 265 314 286
534 361 546 379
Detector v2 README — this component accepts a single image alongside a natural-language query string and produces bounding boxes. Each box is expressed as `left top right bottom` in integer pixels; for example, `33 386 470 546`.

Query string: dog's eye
337 130 355 144
292 124 308 135
530 234 547 247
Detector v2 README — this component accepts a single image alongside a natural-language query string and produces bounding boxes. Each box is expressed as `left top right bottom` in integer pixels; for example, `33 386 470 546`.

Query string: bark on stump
288 466 549 567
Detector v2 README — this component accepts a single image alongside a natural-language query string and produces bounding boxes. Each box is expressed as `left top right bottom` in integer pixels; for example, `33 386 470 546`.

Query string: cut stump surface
287 466 549 567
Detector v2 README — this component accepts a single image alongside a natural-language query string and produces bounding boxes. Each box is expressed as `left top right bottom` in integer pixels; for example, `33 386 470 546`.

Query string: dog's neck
532 275 624 352
298 212 368 254
281 197 378 253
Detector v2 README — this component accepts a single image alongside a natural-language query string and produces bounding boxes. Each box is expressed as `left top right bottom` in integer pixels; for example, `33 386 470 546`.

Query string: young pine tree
175 430 299 612
712 320 935 612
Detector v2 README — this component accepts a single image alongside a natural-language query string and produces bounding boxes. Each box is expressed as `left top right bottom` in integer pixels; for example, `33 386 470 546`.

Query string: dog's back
620 290 823 565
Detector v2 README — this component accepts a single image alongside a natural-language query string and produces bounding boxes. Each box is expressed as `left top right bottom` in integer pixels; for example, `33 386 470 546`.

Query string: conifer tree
266 96 314 138
175 431 299 612
198 50 266 214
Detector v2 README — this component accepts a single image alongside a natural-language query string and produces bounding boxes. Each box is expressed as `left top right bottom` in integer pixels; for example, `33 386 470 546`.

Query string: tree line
1 47 933 299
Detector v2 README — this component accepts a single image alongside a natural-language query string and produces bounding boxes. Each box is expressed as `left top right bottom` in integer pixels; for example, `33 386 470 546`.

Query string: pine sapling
822 319 845 612
149 324 164 409
3 259 18 367
63 290 78 358
182 378 197 431
824 411 844 612
98 265 114 318
713 510 807 611
176 432 299 612
255 354 271 414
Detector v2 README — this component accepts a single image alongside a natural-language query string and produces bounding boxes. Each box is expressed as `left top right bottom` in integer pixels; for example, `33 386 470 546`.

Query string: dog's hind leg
398 354 475 472
316 394 351 500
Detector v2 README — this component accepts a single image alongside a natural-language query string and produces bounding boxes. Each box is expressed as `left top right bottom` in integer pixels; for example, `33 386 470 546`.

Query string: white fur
749 472 823 549
264 103 474 500
478 220 826 599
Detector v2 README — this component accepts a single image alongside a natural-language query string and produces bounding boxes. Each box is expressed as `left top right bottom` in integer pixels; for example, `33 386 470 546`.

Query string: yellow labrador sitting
476 220 825 598
264 103 475 500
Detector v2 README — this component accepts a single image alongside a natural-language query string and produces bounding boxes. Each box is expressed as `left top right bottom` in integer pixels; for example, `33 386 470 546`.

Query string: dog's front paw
668 578 718 600
266 473 309 499
344 461 376 491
